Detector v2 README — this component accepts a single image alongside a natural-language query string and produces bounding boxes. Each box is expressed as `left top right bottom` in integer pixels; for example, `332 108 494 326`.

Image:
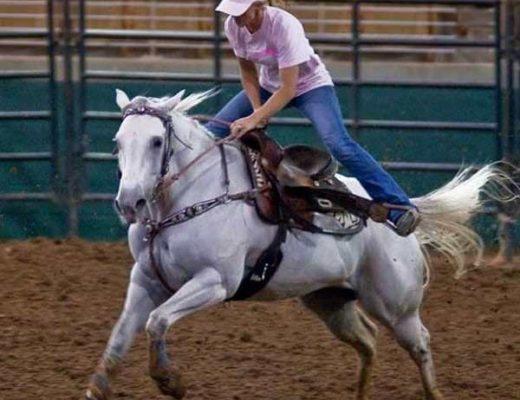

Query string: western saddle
240 129 389 236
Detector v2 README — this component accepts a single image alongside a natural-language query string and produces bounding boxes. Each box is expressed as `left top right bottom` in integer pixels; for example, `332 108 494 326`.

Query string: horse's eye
112 146 119 156
117 169 122 180
152 138 163 148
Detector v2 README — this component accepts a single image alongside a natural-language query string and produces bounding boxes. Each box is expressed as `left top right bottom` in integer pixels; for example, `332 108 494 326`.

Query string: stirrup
382 203 421 237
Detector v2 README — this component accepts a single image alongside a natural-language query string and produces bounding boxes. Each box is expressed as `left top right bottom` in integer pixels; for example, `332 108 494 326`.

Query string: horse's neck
171 119 215 171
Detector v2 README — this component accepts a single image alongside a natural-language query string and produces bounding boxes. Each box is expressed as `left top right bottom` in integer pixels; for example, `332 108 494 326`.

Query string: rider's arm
251 65 299 123
238 58 263 110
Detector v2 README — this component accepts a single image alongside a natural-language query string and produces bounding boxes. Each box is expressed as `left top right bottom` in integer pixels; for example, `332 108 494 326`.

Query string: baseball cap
215 0 260 17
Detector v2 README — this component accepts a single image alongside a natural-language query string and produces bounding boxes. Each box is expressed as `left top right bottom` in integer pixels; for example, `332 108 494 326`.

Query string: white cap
216 0 259 17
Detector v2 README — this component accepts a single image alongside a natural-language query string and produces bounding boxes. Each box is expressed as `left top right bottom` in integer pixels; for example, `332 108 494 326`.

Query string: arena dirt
0 238 519 400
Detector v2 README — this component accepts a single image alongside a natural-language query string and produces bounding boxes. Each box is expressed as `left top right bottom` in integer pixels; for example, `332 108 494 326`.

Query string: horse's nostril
114 199 122 213
135 199 146 210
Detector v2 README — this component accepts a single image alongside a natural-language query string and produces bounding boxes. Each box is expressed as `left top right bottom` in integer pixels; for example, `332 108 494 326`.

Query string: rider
207 0 420 236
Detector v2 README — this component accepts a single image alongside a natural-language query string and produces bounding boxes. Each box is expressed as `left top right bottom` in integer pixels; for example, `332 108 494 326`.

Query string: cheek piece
121 101 192 199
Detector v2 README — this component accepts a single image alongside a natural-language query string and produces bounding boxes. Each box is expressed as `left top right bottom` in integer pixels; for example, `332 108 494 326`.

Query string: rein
152 135 234 201
152 115 235 200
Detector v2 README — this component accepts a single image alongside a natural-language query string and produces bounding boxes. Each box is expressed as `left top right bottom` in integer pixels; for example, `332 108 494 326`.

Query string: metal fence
504 0 520 164
0 0 518 237
0 0 476 59
0 0 58 202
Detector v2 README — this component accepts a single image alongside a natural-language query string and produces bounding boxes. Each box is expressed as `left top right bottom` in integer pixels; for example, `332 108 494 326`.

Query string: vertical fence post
505 0 515 162
494 1 503 160
46 0 59 197
496 0 517 263
351 0 360 140
63 0 78 236
78 0 87 211
517 51 520 162
213 1 223 110
516 0 520 163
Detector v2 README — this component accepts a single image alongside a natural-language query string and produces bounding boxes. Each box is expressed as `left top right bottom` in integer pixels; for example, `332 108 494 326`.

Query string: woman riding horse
206 0 420 236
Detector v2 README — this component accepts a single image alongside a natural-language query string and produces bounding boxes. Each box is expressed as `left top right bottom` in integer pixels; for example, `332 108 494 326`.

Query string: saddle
240 129 389 236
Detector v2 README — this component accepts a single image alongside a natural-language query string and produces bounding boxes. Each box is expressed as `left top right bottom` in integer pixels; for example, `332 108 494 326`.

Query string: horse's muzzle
114 197 146 224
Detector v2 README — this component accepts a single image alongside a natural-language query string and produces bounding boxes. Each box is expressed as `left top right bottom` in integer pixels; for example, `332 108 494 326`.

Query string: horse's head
113 88 218 224
113 89 191 224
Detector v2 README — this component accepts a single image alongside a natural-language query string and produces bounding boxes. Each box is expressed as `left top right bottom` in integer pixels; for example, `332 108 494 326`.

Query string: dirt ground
0 238 519 400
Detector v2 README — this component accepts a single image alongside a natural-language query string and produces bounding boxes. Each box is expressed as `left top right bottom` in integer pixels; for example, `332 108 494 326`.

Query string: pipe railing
0 0 57 203
1 0 515 237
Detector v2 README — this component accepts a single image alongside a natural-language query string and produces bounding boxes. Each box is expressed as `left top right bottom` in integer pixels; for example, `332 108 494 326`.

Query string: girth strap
228 223 288 301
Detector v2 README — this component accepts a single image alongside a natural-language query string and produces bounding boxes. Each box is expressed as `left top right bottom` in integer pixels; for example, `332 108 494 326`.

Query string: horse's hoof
426 388 444 400
85 372 112 400
151 368 187 399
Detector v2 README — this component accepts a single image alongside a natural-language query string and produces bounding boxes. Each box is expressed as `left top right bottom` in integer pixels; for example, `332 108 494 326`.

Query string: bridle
121 102 236 202
122 101 186 190
119 103 261 294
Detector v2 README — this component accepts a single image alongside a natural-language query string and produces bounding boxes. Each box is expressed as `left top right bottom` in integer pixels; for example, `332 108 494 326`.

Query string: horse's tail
411 164 517 279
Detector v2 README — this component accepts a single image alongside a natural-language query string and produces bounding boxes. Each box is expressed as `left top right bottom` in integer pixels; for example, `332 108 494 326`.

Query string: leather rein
120 105 260 295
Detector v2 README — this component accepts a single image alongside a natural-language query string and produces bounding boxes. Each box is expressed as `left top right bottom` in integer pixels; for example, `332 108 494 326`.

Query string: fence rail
0 0 57 205
0 0 518 238
72 0 505 237
0 0 495 60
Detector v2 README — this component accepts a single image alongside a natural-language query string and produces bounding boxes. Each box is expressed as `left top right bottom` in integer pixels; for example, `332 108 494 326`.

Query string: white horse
85 89 513 400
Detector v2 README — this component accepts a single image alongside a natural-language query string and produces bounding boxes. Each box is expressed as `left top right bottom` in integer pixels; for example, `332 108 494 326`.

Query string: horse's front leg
145 267 228 399
86 265 164 400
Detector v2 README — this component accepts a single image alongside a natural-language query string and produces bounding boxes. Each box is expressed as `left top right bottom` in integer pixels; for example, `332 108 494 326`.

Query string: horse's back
335 174 371 198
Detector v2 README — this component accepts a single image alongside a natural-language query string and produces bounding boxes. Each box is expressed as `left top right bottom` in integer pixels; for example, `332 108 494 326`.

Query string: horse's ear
161 90 185 111
115 89 131 110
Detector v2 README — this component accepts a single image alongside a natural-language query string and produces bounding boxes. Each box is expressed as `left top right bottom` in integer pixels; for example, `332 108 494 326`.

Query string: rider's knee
323 135 357 163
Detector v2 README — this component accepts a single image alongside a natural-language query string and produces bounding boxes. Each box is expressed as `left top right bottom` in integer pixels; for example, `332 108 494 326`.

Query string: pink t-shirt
224 6 333 96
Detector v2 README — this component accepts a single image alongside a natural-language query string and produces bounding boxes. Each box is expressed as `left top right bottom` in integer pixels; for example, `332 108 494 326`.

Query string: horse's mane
131 88 218 115
173 88 219 114
131 89 219 141
172 89 220 141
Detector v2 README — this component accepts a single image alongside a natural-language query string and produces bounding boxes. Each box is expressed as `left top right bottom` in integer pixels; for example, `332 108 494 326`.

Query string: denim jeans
205 85 412 222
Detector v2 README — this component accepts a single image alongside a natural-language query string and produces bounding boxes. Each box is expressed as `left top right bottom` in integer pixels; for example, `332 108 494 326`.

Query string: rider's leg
292 85 419 235
204 89 271 137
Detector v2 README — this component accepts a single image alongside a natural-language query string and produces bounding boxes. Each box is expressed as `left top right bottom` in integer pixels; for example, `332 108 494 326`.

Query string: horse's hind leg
391 312 443 400
302 288 378 400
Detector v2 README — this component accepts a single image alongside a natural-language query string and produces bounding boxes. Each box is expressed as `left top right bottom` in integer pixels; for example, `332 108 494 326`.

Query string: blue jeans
205 86 412 222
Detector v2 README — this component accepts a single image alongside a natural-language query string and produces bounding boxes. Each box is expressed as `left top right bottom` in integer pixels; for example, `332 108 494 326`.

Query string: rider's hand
230 113 264 138
254 108 269 128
